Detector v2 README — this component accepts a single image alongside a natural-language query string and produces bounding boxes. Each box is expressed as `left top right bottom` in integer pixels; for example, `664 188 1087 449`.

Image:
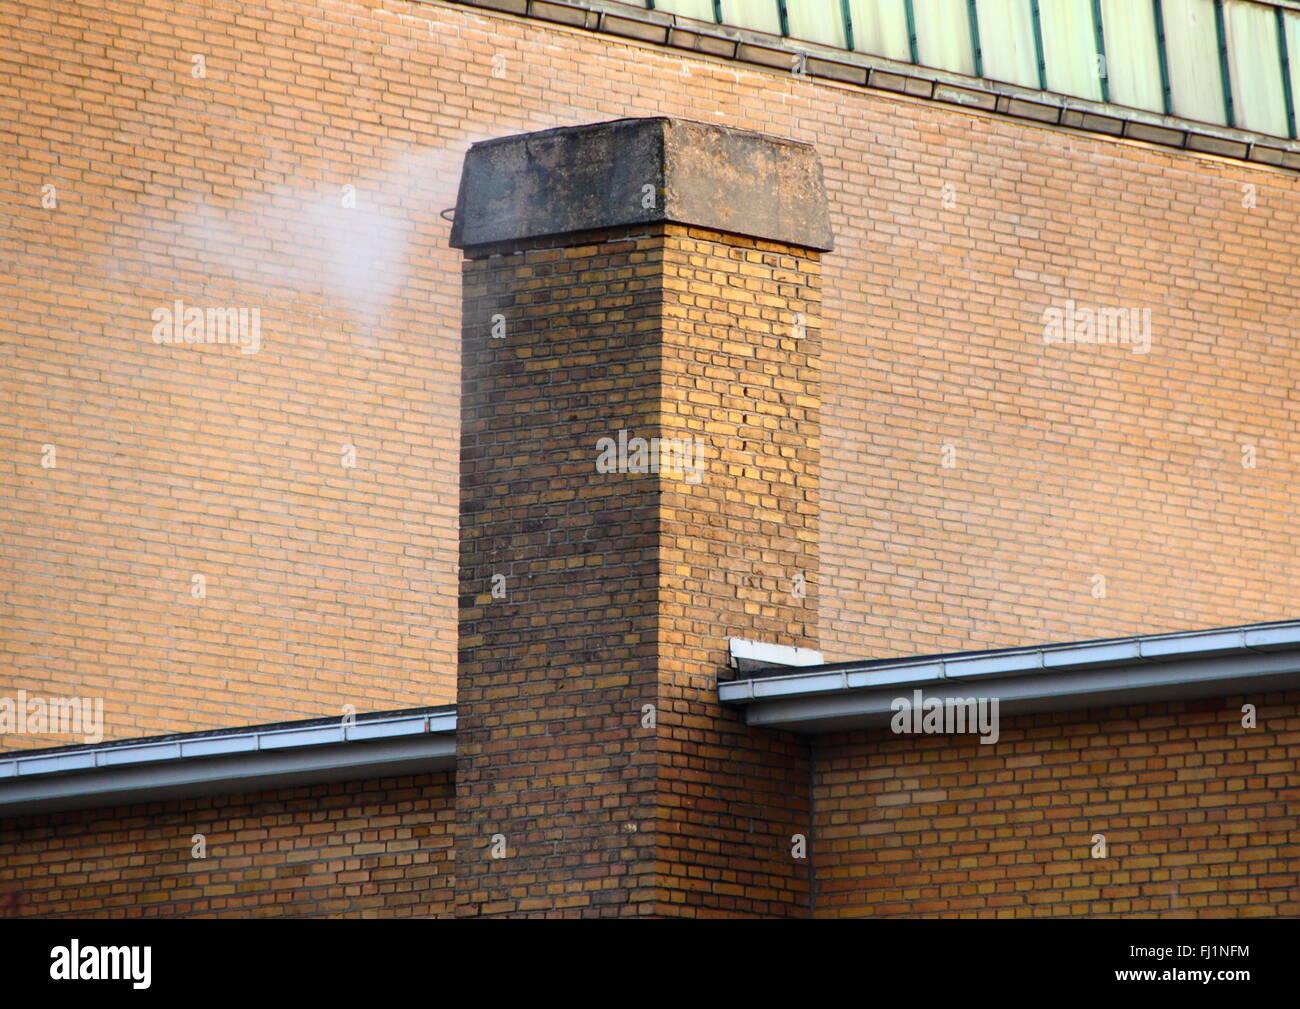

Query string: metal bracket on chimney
728 638 825 677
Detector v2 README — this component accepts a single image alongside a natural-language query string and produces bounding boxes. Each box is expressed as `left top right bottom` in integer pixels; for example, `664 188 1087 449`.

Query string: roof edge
0 709 458 818
720 619 1300 733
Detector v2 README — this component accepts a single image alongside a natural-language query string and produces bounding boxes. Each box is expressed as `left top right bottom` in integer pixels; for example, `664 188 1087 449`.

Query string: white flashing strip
720 621 1300 732
0 711 457 817
728 638 824 673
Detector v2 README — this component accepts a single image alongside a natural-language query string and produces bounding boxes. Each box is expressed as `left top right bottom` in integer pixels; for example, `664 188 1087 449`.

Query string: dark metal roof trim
445 0 1300 172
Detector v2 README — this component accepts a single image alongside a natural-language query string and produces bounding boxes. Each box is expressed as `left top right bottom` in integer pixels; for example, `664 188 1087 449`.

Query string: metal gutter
904 0 919 66
720 619 1300 733
1154 0 1174 116
0 708 457 817
966 0 984 79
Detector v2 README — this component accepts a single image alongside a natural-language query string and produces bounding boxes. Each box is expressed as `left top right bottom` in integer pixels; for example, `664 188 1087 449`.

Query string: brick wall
5 0 1299 747
5 0 1300 919
813 693 1300 917
1 0 465 746
455 221 815 917
653 226 817 916
454 226 663 916
0 771 456 917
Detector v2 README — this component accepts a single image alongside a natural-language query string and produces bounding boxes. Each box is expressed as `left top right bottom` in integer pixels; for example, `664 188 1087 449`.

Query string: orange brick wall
6 0 1300 748
0 771 456 917
818 129 1300 661
1 0 465 747
813 693 1300 917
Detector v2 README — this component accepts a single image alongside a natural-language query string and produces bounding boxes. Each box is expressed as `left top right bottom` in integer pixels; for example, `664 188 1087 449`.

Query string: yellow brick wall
0 771 456 917
654 226 817 916
813 694 1300 917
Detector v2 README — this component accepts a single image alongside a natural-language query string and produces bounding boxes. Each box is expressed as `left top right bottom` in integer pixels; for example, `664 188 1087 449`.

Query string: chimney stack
451 117 831 917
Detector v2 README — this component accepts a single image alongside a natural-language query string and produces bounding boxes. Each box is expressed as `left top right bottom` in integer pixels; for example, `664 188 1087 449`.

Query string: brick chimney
450 117 832 917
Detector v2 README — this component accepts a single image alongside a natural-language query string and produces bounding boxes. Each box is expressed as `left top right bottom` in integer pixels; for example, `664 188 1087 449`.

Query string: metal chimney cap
449 116 834 252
